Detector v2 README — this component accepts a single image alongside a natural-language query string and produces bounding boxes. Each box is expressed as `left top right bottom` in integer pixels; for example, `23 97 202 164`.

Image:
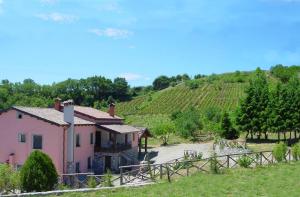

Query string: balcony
94 144 132 153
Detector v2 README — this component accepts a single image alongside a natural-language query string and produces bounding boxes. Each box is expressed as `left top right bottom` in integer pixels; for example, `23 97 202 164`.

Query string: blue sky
0 0 300 86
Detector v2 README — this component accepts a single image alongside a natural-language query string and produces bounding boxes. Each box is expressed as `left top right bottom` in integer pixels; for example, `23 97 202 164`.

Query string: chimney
63 99 75 173
108 103 115 117
54 98 62 111
63 99 74 123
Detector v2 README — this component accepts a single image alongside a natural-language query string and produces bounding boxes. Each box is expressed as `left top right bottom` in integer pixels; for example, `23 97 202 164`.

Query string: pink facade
0 109 95 174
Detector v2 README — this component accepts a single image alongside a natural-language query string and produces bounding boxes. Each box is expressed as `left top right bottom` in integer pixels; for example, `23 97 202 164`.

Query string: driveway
148 143 213 164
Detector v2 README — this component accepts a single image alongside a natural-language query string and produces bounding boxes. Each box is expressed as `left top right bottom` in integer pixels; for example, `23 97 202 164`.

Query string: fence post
160 164 163 179
166 164 171 183
260 152 263 165
120 167 123 185
288 149 291 162
226 155 230 168
187 163 190 176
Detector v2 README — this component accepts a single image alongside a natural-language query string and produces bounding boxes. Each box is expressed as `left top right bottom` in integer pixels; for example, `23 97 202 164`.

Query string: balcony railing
94 144 132 153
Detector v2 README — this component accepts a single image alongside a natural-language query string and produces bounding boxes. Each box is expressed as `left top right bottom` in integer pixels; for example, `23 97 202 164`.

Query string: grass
55 162 300 197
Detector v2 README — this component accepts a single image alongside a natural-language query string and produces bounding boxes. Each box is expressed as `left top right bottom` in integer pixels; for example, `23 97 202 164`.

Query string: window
32 135 42 149
17 112 23 119
18 133 26 143
75 162 80 173
76 134 80 147
87 157 92 169
90 133 94 145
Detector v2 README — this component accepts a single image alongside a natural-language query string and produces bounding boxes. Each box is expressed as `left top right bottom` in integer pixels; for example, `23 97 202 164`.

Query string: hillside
117 82 247 116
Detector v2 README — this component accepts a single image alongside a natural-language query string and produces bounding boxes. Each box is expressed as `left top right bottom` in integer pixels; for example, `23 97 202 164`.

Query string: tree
236 68 269 139
153 120 175 146
220 111 239 139
0 164 20 195
174 107 203 140
20 150 58 192
152 76 170 90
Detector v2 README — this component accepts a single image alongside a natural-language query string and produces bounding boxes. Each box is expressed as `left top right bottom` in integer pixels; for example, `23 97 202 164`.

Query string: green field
56 162 300 197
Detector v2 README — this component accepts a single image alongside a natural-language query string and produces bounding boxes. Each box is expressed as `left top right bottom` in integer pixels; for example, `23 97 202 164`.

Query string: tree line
236 67 300 140
0 76 131 110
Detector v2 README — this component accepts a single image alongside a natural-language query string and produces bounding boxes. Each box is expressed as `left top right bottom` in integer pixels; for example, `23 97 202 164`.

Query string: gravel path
148 142 251 164
149 143 213 164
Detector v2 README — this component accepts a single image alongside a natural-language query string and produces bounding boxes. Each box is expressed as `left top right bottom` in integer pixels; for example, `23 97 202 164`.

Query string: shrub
20 150 58 192
210 153 220 174
0 164 20 194
174 107 203 140
153 120 175 146
185 80 200 89
102 170 113 187
87 176 97 188
272 142 288 163
237 155 252 168
291 143 300 161
220 111 239 139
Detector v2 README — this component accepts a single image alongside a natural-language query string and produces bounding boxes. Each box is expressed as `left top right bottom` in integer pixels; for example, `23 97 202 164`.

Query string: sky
0 0 300 86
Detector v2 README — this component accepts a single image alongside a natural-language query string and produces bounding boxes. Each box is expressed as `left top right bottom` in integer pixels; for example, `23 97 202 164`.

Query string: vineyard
117 82 248 116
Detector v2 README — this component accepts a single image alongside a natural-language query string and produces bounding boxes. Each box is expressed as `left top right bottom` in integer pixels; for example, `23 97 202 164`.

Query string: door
105 156 112 171
95 131 101 148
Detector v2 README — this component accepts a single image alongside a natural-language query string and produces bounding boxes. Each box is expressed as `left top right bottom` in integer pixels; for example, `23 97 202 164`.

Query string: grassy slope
58 162 300 197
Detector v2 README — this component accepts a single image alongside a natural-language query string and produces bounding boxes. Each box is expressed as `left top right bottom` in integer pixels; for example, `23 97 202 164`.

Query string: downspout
62 126 67 174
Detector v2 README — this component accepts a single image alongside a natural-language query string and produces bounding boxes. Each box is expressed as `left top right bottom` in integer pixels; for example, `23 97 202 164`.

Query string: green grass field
56 162 300 197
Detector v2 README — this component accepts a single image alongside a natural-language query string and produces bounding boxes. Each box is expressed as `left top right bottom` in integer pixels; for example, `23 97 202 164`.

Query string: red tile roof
13 106 95 126
74 106 123 120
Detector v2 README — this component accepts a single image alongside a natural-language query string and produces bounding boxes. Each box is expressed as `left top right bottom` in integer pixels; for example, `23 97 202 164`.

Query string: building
0 99 150 174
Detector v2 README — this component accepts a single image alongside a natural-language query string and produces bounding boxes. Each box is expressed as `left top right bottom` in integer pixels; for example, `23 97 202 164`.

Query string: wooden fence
119 149 292 185
60 149 293 188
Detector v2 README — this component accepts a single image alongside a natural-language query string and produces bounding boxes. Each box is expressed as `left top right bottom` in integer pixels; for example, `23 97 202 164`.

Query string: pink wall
73 126 95 173
0 109 64 173
0 109 96 174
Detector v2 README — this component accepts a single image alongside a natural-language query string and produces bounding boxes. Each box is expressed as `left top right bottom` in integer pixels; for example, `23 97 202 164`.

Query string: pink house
0 99 150 175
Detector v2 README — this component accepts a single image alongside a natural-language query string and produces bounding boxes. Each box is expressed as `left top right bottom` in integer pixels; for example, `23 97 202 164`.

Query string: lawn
55 162 300 197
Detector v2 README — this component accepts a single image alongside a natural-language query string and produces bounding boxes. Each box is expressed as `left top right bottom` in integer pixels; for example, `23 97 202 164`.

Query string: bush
237 155 252 168
220 112 239 139
185 80 200 89
272 142 288 163
210 153 221 174
87 176 97 188
292 143 300 161
0 164 20 194
102 170 113 187
20 150 58 192
153 120 175 146
174 107 203 140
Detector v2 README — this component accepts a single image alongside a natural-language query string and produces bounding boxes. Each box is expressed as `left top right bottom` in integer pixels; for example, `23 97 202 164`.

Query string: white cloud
119 73 143 81
89 28 133 39
36 13 76 23
128 45 136 49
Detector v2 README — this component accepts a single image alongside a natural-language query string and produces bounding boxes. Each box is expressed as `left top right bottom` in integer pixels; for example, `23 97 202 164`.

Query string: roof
98 124 140 134
135 127 152 138
13 106 95 126
74 106 123 120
